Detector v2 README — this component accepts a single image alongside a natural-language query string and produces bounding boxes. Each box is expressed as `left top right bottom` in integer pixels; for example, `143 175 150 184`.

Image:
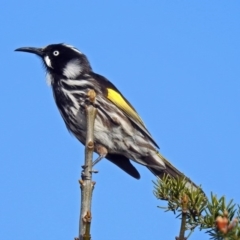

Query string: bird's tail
148 152 200 190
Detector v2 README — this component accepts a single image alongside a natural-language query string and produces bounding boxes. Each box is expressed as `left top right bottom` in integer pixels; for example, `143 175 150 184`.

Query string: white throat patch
44 56 53 69
63 59 82 79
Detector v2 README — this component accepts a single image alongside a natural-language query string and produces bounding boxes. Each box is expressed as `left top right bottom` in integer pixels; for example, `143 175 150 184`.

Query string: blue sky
1 1 240 239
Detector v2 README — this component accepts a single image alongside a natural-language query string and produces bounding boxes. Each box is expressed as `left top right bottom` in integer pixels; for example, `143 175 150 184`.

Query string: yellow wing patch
106 88 145 126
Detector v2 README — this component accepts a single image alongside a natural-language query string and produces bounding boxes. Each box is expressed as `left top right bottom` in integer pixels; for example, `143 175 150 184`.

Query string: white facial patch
63 59 82 79
46 72 54 86
44 56 53 69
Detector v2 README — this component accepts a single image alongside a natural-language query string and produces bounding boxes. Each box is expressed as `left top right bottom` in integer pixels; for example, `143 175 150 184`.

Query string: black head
15 43 92 78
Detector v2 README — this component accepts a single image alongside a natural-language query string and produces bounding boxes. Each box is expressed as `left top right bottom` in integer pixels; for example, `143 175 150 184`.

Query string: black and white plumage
15 43 198 186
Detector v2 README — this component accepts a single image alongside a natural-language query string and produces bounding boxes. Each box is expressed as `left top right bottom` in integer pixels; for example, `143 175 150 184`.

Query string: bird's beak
15 47 44 57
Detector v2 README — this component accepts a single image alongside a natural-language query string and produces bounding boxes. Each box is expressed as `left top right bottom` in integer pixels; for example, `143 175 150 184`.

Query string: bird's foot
92 144 108 166
81 144 108 174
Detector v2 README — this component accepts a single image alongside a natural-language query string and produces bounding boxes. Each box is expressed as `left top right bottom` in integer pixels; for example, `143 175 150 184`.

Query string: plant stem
176 211 187 240
79 91 97 240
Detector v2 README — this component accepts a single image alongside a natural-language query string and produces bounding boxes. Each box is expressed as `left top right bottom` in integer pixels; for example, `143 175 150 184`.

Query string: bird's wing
92 72 159 148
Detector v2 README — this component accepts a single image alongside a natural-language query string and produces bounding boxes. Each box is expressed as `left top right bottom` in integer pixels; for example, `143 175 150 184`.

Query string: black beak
15 47 44 57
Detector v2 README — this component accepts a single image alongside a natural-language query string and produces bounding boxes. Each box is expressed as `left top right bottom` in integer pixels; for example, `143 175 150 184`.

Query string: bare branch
78 90 97 240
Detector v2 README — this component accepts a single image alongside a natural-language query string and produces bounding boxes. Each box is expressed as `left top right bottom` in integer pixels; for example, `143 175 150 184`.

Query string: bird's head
15 43 92 79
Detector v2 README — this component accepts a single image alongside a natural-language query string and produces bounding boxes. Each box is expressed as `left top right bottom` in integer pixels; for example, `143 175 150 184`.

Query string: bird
15 43 197 187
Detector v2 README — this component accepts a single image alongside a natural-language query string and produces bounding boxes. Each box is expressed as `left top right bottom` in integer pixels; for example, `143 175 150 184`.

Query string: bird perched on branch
15 43 198 187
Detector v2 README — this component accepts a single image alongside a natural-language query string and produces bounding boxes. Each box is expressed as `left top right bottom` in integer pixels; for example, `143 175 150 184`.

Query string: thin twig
78 90 97 240
176 194 188 240
176 212 187 240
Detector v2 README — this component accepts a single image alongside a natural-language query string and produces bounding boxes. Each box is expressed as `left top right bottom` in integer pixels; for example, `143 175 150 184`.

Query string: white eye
53 50 59 56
